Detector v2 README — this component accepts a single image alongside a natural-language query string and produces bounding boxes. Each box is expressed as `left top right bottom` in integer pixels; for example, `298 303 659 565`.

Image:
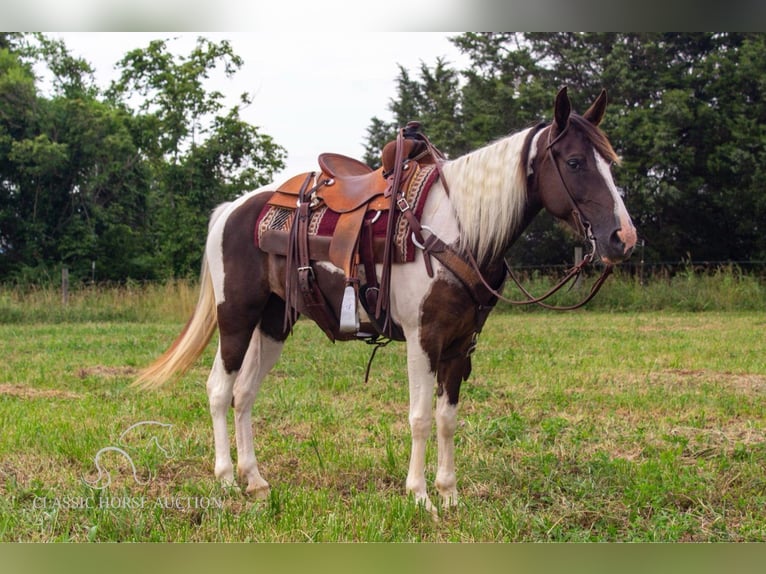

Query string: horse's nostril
610 229 634 257
617 223 638 253
608 230 626 256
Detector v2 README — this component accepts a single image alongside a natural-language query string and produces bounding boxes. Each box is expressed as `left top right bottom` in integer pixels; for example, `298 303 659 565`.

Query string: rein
465 244 614 311
363 120 614 380
456 122 615 311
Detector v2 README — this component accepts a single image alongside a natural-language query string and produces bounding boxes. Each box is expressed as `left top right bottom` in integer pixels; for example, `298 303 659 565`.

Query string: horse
135 87 637 514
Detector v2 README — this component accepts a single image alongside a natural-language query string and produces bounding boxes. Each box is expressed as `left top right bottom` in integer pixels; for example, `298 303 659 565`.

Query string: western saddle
258 122 445 342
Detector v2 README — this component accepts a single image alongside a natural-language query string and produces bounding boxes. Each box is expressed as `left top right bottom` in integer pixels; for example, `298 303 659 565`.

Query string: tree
363 59 464 166
0 36 154 282
107 37 286 277
365 33 766 267
1 34 287 283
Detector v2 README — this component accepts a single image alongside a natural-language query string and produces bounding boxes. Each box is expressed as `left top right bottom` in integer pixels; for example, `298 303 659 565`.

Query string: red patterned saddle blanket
255 161 438 265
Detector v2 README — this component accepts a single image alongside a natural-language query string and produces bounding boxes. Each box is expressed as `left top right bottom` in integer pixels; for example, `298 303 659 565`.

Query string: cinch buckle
396 196 411 212
297 265 314 279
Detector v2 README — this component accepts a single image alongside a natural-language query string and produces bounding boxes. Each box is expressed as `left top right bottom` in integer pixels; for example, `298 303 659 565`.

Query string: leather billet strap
396 194 434 278
376 126 412 332
285 172 338 340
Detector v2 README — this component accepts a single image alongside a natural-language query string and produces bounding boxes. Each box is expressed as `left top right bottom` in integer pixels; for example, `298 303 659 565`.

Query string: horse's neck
419 179 462 246
437 129 533 263
419 165 541 264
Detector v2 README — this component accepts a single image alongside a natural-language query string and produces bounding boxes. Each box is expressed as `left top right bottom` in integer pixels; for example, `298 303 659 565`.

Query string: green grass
1 265 764 324
1 290 765 540
499 264 766 312
0 280 199 324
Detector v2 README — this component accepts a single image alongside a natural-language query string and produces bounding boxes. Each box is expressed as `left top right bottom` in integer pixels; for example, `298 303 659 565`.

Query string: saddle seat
258 123 443 341
267 163 396 214
318 153 373 177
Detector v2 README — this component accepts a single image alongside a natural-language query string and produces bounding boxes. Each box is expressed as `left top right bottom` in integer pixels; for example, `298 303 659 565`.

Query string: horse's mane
440 116 619 263
440 126 537 263
569 115 620 164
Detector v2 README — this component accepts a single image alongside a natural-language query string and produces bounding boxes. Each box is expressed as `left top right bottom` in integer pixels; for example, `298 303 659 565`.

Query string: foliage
0 34 286 282
366 33 766 267
3 33 765 282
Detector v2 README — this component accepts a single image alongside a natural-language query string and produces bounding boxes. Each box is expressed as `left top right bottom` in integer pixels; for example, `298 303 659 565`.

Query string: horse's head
530 87 637 264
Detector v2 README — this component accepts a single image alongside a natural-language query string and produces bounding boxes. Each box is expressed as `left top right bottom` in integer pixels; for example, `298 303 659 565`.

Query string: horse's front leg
435 392 459 507
404 339 437 514
434 354 468 509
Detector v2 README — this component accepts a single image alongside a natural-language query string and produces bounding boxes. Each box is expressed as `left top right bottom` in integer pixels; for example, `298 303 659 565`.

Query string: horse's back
206 187 277 304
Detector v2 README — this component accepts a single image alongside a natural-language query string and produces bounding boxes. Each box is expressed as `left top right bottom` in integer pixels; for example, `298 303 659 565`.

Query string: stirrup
339 284 360 334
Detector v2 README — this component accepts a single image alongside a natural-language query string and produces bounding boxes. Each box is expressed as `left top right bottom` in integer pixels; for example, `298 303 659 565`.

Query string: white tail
133 255 218 389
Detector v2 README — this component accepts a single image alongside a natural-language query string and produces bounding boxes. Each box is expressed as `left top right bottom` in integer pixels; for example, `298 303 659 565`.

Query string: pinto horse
136 87 637 514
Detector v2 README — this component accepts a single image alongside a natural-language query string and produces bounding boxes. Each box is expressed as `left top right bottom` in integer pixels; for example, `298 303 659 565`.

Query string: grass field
1 277 765 542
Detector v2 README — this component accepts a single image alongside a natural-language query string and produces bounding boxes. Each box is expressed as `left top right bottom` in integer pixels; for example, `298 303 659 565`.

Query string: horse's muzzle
600 225 637 264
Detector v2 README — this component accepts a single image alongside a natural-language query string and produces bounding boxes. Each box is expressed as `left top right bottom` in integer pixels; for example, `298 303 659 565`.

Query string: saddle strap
422 235 502 308
396 195 435 278
285 173 338 340
376 127 414 334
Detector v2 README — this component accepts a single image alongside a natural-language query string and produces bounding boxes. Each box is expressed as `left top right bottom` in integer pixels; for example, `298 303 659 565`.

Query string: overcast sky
50 32 469 182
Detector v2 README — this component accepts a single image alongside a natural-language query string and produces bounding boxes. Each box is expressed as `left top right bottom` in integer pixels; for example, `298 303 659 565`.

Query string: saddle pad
255 163 438 264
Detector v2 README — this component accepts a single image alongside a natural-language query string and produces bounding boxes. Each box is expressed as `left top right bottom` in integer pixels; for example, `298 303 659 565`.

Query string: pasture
1 278 765 541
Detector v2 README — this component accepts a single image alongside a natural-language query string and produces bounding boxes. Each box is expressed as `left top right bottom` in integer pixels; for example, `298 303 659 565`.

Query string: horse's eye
566 158 583 171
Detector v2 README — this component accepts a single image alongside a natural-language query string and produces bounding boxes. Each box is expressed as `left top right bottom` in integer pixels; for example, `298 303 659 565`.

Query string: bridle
465 121 615 311
361 120 616 379
379 120 615 315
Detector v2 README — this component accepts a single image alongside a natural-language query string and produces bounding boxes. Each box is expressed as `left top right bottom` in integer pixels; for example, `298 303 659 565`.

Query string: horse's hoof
440 492 458 509
246 484 270 499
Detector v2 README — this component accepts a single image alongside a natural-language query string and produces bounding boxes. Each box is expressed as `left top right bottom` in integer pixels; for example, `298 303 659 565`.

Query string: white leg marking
435 393 459 508
233 328 284 498
404 338 437 515
206 347 236 486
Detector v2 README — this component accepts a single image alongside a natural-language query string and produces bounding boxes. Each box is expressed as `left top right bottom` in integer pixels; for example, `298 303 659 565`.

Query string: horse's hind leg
207 348 237 486
232 324 284 497
207 289 263 489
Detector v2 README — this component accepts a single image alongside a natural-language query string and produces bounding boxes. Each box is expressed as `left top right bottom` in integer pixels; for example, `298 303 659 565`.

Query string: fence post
62 267 69 306
573 246 583 289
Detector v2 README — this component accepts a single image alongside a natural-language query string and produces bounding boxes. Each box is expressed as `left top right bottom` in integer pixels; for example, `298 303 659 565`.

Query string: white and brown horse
136 87 637 513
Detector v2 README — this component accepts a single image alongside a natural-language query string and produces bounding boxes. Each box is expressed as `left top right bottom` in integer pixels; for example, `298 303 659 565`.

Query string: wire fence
510 259 766 281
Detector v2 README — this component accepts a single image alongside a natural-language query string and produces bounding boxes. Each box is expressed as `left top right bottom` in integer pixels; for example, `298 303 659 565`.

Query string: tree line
1 33 764 284
0 33 285 282
364 33 766 268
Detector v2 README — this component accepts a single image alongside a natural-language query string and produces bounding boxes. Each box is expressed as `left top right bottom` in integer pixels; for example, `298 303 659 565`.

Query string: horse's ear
553 86 571 135
583 89 608 126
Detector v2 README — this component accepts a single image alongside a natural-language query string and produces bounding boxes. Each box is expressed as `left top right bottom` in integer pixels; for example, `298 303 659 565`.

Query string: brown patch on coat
216 192 289 373
418 277 485 406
